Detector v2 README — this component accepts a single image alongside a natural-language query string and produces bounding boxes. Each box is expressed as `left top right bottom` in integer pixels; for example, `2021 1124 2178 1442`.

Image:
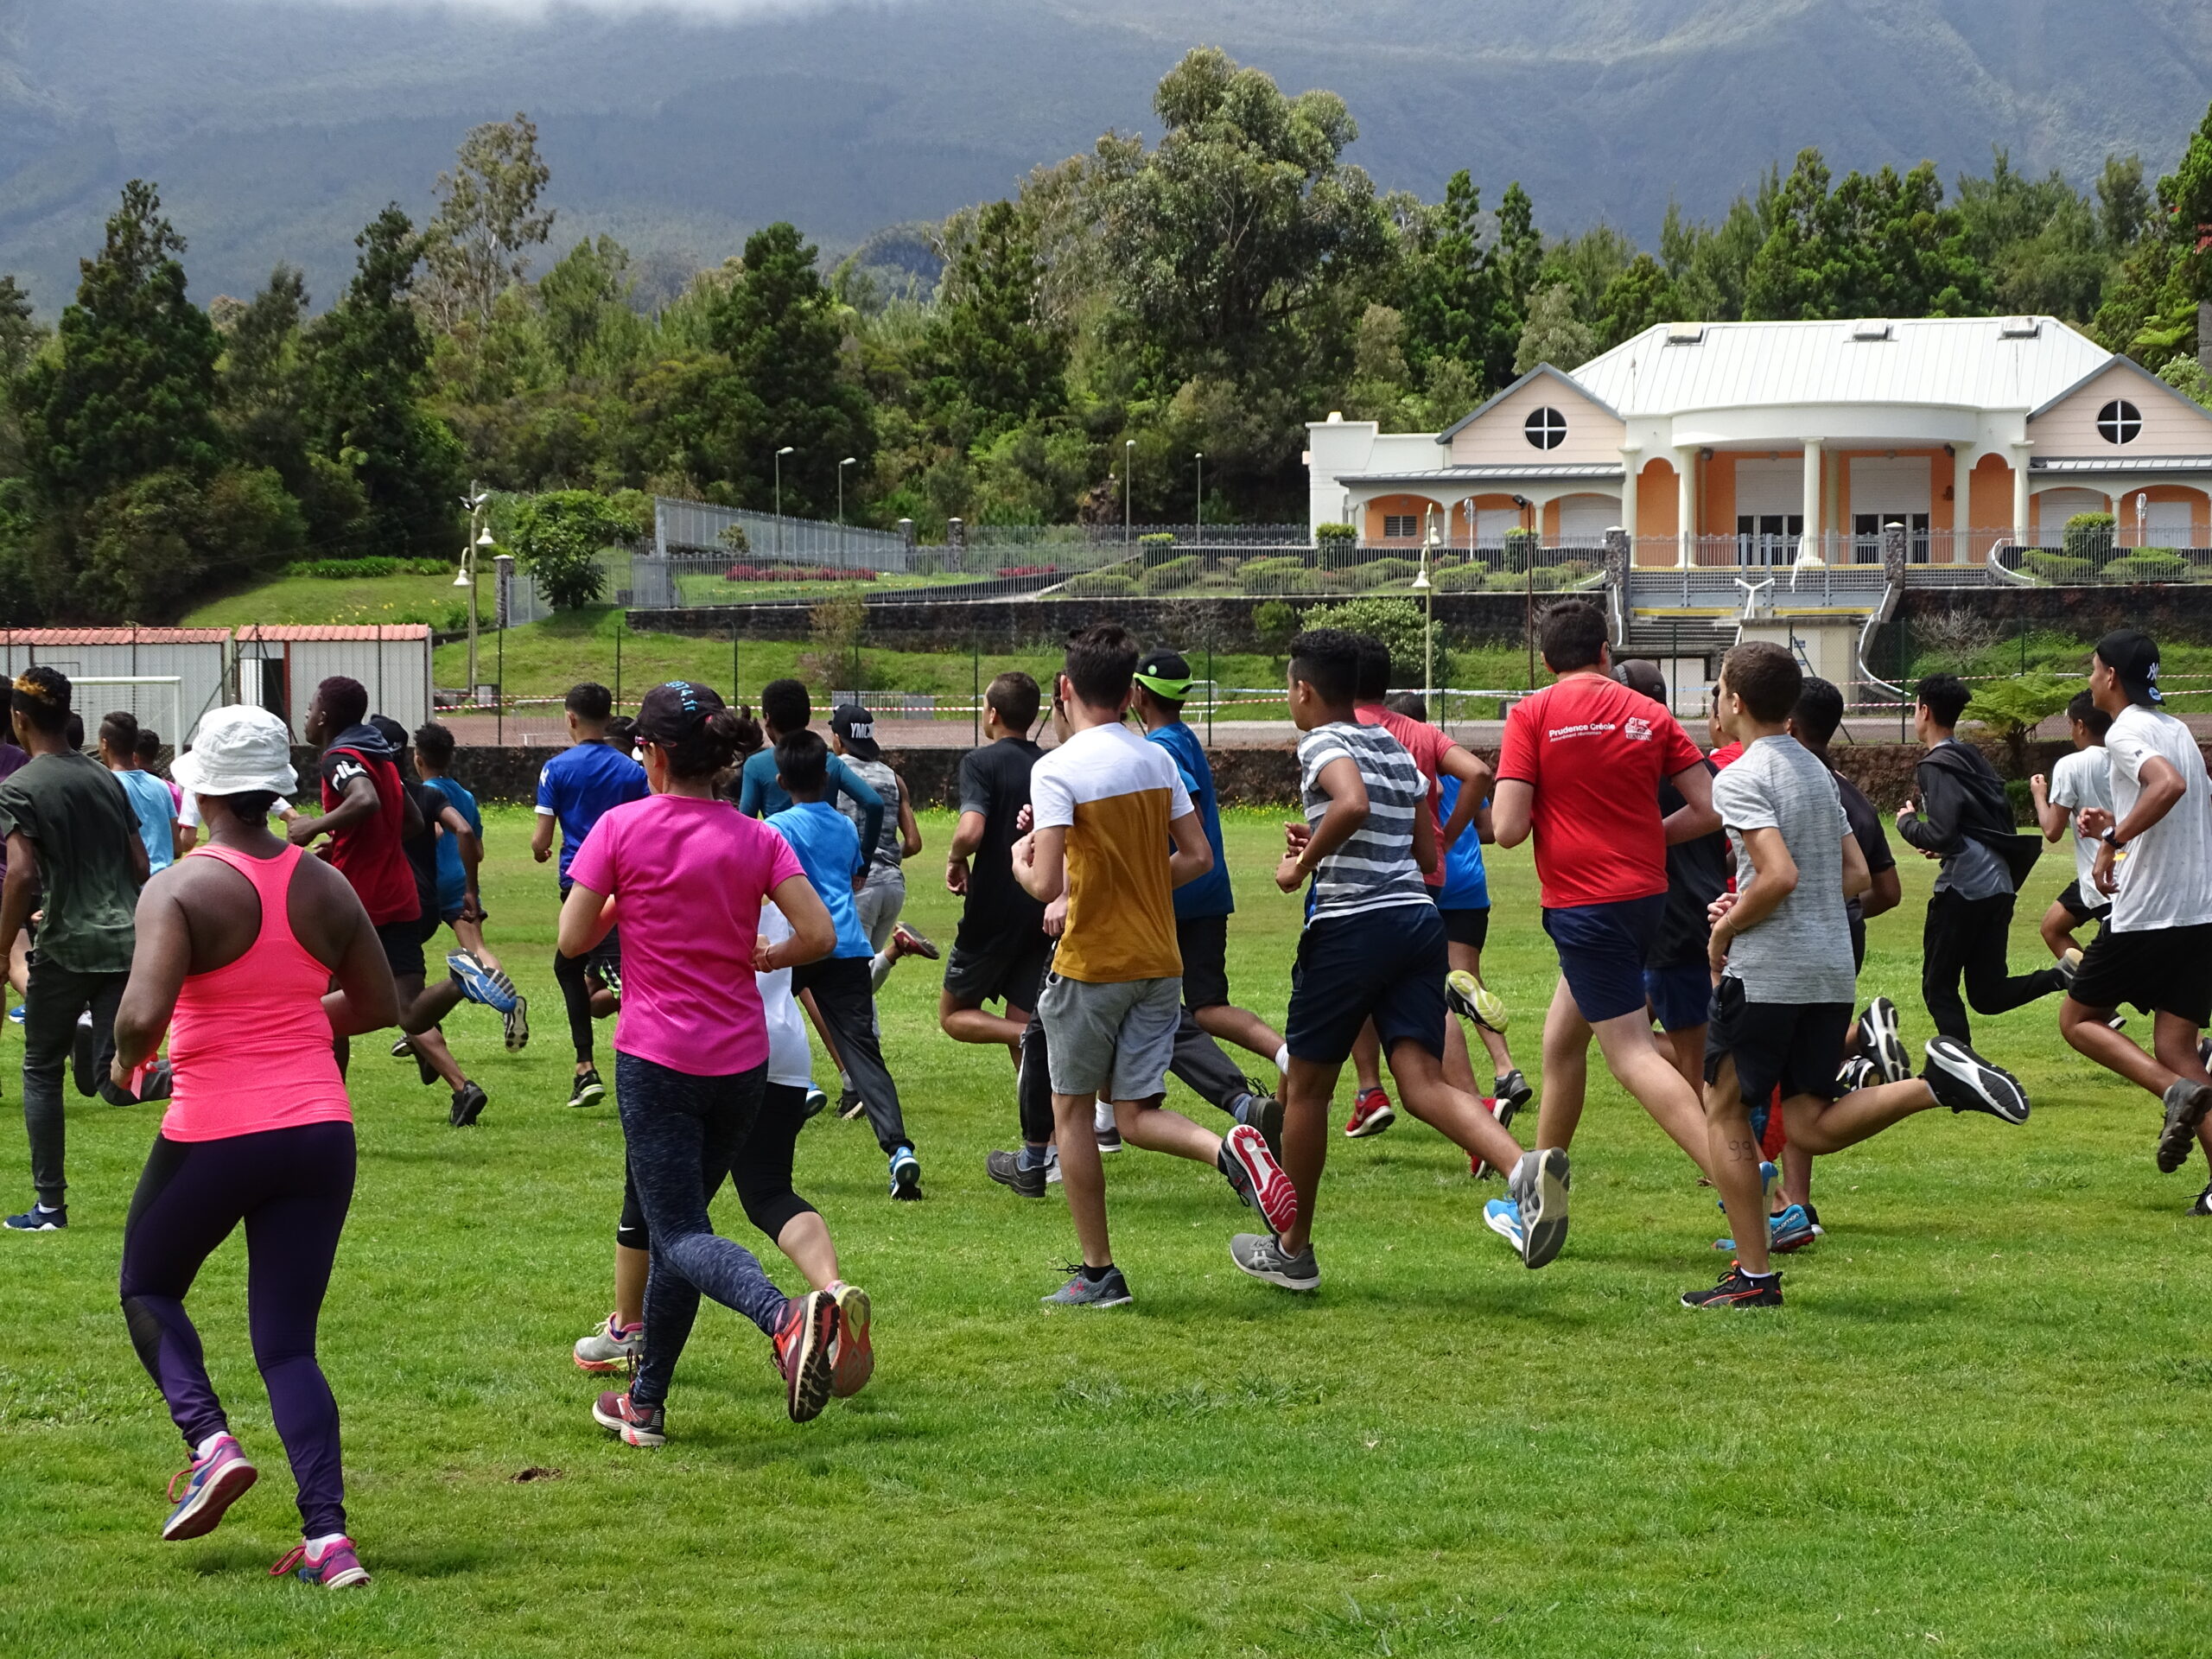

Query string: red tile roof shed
232 626 434 641
0 628 231 644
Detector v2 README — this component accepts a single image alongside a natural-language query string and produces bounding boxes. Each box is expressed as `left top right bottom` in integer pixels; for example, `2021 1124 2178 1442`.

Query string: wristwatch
2102 830 2126 850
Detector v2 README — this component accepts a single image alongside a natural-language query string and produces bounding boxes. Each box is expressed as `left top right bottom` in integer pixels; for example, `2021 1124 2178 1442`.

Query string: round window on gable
1524 406 1567 450
2097 398 2142 445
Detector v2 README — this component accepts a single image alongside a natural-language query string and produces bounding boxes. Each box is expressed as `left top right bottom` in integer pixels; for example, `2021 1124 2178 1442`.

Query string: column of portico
1618 447 1640 541
1801 438 1823 562
2011 443 2032 545
1675 445 1698 568
1950 443 1980 562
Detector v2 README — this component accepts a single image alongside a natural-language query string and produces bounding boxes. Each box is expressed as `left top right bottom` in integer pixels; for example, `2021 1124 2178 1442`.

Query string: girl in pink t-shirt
558 680 853 1446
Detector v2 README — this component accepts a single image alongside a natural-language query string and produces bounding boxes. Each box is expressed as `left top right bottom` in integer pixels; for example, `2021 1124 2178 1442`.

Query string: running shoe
2199 1035 2212 1074
2055 947 2082 990
1859 995 1910 1084
162 1433 257 1541
1042 1264 1132 1307
1219 1122 1299 1235
5 1003 22 1025
3 1203 64 1231
2189 1181 2212 1218
1043 1144 1062 1185
1494 1068 1534 1111
1094 1099 1122 1153
1229 1231 1319 1292
2157 1077 2212 1174
403 1038 436 1088
448 1081 487 1128
1922 1037 2029 1125
1343 1086 1395 1138
446 949 520 1014
1470 1095 1519 1182
389 1039 412 1059
591 1389 665 1447
1482 1197 1525 1254
839 1088 868 1122
1446 968 1508 1033
569 1067 606 1109
271 1536 370 1588
1681 1262 1783 1309
1834 1055 1873 1093
500 993 530 1053
1769 1203 1818 1254
772 1290 839 1422
802 1086 830 1121
573 1313 643 1373
891 923 939 962
828 1281 872 1398
985 1147 1048 1199
888 1145 923 1200
596 962 623 1001
71 1012 95 1097
1509 1147 1571 1269
2108 1015 2128 1033
1233 1088 1284 1159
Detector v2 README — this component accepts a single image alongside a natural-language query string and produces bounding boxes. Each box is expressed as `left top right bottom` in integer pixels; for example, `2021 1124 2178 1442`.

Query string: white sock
838 1070 855 1092
196 1431 229 1460
1094 1099 1115 1133
304 1531 347 1558
869 950 893 992
1274 1043 1290 1075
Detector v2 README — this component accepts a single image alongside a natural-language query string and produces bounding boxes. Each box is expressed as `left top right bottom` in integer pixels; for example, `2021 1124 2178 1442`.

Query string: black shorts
2069 922 2212 1024
1440 905 1491 950
1176 913 1232 1011
2056 879 2112 925
1704 976 1853 1110
944 925 1052 1014
1286 904 1448 1067
377 917 427 982
587 925 622 981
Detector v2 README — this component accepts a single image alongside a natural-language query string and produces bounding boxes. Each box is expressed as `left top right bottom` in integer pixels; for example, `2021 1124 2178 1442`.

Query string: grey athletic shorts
1038 972 1181 1101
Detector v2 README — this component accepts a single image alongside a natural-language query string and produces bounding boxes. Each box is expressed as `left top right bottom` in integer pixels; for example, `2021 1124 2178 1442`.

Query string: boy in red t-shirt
1491 601 1723 1211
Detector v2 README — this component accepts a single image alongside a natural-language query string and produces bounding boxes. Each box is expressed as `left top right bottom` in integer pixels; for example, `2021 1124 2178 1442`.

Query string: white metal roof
1570 316 2114 417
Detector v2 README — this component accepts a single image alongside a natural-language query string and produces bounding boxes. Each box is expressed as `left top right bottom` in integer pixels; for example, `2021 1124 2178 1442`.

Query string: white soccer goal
71 677 184 750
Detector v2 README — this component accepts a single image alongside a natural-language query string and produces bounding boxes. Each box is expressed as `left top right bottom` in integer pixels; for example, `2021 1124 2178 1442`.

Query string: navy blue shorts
1543 894 1666 1024
1643 961 1713 1033
1287 904 1449 1067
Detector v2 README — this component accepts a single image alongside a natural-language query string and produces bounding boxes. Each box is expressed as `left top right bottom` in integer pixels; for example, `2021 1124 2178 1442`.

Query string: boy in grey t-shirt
1685 644 2035 1311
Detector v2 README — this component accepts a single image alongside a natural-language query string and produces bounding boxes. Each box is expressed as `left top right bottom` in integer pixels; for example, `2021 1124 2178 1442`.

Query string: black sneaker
397 1038 437 1088
1681 1262 1783 1309
2189 1182 2212 1218
448 1081 488 1128
1859 995 1911 1084
2157 1077 2212 1173
838 1088 868 1121
1922 1037 2029 1125
3 1202 66 1231
1494 1069 1534 1111
1234 1087 1284 1159
1042 1264 1132 1307
1230 1231 1319 1292
985 1148 1047 1199
569 1067 606 1109
71 1017 96 1098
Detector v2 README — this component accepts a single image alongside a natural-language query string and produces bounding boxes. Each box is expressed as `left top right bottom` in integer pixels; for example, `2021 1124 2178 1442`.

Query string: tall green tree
537 233 649 382
917 199 1066 445
420 113 556 334
305 206 465 560
1103 47 1389 383
16 180 226 511
1514 282 1593 375
1661 174 1778 321
1593 253 1683 352
1744 149 1990 321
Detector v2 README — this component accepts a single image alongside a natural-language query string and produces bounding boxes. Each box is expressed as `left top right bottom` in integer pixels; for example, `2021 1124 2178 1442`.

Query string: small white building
1307 315 2212 565
0 627 231 748
232 625 435 741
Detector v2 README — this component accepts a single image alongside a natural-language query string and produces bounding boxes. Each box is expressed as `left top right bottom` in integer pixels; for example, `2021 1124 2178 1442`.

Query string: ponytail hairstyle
634 679 742 780
731 703 765 762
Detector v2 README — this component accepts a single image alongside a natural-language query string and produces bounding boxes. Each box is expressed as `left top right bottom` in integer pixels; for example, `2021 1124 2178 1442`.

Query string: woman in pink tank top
109 707 398 1591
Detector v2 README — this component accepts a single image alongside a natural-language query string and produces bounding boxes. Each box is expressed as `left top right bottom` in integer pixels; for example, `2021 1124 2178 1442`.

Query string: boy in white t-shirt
2057 630 2212 1204
2030 690 2113 962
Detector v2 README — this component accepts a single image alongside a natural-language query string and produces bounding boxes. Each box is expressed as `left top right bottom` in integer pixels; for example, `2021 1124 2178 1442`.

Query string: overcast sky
244 0 849 16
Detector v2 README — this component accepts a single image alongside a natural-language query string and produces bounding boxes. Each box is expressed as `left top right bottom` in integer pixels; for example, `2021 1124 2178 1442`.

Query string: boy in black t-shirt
940 671 1049 1060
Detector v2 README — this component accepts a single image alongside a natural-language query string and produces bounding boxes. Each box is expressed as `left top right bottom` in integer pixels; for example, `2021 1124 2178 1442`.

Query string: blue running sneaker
1483 1196 1525 1255
162 1433 257 1541
5 1003 21 1025
3 1202 65 1231
271 1536 369 1588
446 949 519 1014
1508 1147 1571 1268
888 1145 922 1201
1770 1203 1817 1254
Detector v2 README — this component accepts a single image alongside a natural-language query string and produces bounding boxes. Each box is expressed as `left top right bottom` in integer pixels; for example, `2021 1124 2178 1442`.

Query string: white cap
171 705 298 799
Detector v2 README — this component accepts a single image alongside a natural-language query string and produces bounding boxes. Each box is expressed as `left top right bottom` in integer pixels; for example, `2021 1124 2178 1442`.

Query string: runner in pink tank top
162 841 352 1141
110 707 398 1590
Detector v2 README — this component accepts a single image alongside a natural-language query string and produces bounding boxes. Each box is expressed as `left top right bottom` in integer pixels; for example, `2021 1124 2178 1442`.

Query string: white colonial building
1307 315 2212 565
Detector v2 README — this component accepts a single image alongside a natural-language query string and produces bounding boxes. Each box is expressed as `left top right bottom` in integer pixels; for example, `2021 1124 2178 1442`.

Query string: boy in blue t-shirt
531 682 647 1108
415 721 490 960
768 728 918 1200
738 678 882 854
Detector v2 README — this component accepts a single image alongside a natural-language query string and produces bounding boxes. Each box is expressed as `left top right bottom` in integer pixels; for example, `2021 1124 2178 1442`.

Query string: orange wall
1704 453 1737 537
1635 459 1678 562
1967 454 2012 536
2121 484 2210 545
1362 493 1442 540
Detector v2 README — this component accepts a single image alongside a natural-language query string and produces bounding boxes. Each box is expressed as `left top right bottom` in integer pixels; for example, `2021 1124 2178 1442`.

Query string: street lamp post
456 487 491 696
1124 438 1135 548
837 455 855 531
1194 452 1204 550
774 445 795 560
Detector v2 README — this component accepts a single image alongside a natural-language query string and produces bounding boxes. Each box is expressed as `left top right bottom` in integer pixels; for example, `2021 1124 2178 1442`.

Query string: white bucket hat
170 705 298 798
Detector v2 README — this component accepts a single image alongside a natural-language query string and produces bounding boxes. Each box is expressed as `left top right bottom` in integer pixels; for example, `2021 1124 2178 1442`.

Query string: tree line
4 48 2212 625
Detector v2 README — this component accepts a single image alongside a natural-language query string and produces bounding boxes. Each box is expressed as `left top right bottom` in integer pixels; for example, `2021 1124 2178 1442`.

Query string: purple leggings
118 1122 355 1537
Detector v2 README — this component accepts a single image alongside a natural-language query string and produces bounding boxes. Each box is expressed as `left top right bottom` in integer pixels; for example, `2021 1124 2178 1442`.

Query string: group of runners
6 601 2211 1587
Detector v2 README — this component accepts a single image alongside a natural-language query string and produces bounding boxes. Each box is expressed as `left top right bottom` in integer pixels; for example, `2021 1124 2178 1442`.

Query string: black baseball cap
830 702 880 761
635 679 727 742
1133 649 1194 702
2095 628 2164 706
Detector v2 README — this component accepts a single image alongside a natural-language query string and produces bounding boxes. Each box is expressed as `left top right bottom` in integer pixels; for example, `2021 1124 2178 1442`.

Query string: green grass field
3 808 2209 1657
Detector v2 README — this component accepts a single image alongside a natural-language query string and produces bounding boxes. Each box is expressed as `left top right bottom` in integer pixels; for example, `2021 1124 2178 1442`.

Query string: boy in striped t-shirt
1230 629 1569 1294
